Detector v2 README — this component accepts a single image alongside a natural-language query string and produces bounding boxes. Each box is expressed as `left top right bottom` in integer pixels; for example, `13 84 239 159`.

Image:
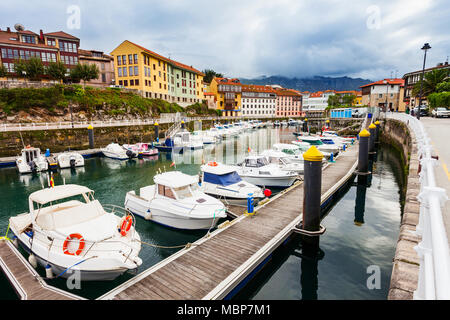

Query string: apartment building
78 49 114 86
110 40 204 107
209 77 242 117
0 25 79 78
241 84 277 117
302 90 335 112
274 88 302 117
360 78 404 111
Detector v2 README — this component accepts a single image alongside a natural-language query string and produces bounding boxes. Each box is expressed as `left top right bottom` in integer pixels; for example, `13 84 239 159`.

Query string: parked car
431 107 450 118
413 106 429 116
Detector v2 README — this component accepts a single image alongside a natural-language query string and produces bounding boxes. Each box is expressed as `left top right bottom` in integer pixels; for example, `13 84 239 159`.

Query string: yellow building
209 77 242 117
110 40 204 106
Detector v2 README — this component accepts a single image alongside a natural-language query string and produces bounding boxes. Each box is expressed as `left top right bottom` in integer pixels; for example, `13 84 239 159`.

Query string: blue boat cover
204 171 242 186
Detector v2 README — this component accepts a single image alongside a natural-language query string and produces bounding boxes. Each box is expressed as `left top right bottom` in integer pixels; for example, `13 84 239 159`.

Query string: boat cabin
202 163 244 187
151 171 201 201
21 147 41 163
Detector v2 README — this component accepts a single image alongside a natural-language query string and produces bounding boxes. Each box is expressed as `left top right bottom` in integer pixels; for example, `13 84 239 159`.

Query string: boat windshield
245 157 269 168
303 139 323 145
204 171 242 186
173 186 193 199
280 148 301 156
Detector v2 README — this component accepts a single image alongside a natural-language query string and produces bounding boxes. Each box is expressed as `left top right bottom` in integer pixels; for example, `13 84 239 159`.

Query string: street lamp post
417 43 431 120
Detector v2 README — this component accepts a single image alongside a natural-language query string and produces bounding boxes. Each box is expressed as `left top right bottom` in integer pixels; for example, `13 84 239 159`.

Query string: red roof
44 31 79 40
309 91 324 98
214 77 242 86
360 78 404 88
204 92 216 96
242 84 276 93
0 30 56 50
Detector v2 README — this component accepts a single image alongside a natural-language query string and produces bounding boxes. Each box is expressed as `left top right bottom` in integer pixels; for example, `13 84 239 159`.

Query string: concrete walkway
420 117 450 246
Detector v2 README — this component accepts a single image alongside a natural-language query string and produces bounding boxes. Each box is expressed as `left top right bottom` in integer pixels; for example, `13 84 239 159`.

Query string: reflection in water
233 144 404 300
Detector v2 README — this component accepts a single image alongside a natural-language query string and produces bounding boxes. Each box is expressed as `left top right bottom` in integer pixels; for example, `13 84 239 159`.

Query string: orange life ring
120 215 133 236
63 233 85 256
208 161 218 167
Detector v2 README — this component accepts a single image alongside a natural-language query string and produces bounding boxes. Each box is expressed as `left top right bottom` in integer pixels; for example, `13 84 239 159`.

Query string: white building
302 90 336 111
241 84 277 117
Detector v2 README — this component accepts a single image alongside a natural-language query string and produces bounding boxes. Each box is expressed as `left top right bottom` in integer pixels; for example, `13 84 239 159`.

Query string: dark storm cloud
1 0 449 80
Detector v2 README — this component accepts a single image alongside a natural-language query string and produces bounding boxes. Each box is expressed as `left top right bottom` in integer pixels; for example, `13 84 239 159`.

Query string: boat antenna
18 130 25 148
63 177 66 185
39 174 44 189
47 173 50 187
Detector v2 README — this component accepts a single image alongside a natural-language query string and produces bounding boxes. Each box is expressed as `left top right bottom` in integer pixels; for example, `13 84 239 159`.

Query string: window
130 79 134 86
101 73 106 82
47 38 56 46
122 55 126 65
133 54 138 64
119 80 123 85
101 63 105 71
134 66 138 76
128 54 132 64
123 67 127 77
123 80 128 86
118 68 122 77
135 79 139 86
158 185 176 199
22 35 36 44
129 66 133 76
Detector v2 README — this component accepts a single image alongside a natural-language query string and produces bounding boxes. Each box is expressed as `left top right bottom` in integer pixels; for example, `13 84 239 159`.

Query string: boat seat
9 213 32 234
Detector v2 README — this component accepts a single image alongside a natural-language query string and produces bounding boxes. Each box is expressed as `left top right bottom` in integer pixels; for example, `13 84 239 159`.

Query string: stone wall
381 119 421 299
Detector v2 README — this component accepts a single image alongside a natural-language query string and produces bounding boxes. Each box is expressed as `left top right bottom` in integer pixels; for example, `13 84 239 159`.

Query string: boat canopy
154 171 198 188
29 184 93 205
203 171 242 186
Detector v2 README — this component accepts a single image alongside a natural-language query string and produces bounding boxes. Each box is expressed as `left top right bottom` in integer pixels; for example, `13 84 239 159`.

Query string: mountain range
239 75 373 93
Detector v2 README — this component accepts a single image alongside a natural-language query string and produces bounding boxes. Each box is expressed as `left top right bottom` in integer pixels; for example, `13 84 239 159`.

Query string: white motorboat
272 143 306 163
322 130 355 144
234 155 298 188
292 136 340 156
191 131 216 145
57 151 85 169
16 147 48 174
8 184 142 281
101 143 135 160
200 161 265 206
173 132 204 150
124 171 227 230
123 143 159 157
260 149 304 174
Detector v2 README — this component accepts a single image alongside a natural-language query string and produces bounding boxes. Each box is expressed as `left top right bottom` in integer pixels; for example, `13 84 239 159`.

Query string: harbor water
0 126 404 299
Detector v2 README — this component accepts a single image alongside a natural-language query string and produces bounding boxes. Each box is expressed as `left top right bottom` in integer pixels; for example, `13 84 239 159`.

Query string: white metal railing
387 112 450 300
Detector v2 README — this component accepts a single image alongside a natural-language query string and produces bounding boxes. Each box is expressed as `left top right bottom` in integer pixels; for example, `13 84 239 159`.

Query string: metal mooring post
374 120 380 143
357 129 371 174
303 118 308 133
368 123 376 153
354 175 368 226
294 146 326 238
181 120 185 130
154 122 159 143
87 125 94 149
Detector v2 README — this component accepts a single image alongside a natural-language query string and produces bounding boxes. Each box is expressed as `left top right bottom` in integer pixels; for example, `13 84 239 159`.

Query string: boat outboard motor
29 161 37 173
69 157 76 168
126 150 135 159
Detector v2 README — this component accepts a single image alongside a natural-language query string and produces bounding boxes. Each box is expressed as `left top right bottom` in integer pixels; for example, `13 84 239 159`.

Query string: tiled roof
44 31 79 40
0 30 55 49
204 92 216 96
241 84 276 93
274 88 302 96
214 77 242 85
360 78 404 88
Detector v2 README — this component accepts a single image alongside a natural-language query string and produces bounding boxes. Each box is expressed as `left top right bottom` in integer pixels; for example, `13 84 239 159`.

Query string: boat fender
45 264 54 279
126 150 134 159
70 158 76 168
28 254 37 268
208 161 218 166
63 233 85 256
144 209 152 220
120 215 133 236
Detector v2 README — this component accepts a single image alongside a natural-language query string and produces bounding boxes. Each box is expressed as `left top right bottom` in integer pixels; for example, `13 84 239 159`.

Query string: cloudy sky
1 0 449 81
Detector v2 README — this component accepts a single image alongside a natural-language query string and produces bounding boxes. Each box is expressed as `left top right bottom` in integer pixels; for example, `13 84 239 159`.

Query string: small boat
123 143 159 157
200 161 265 206
8 184 143 281
260 150 304 174
124 171 227 230
272 143 305 163
190 131 216 145
44 149 58 170
101 143 136 160
173 132 204 150
280 120 288 126
293 136 340 156
322 130 356 144
273 120 281 127
235 155 298 188
57 151 85 169
16 146 49 174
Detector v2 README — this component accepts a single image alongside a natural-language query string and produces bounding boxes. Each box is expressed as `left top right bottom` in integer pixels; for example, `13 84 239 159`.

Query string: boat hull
239 175 297 187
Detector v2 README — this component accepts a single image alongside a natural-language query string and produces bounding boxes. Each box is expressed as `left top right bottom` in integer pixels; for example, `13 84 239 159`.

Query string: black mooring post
87 125 94 149
375 120 380 142
154 122 159 143
368 123 376 152
181 120 185 130
357 129 370 174
301 146 324 235
303 119 308 133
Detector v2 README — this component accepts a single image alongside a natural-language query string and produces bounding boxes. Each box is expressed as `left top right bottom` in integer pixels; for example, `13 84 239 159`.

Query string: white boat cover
29 184 93 204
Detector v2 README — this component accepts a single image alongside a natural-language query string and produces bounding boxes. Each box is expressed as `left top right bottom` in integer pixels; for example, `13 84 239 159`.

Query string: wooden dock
0 240 83 300
98 141 360 300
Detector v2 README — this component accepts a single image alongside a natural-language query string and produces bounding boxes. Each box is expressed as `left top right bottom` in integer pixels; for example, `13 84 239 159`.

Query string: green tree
14 58 45 81
70 63 100 87
46 61 67 82
342 94 356 106
436 81 450 93
327 94 341 107
428 92 450 109
0 64 7 77
412 68 450 97
203 69 223 83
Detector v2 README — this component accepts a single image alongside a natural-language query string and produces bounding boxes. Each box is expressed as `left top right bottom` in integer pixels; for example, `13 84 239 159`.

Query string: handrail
386 112 450 300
